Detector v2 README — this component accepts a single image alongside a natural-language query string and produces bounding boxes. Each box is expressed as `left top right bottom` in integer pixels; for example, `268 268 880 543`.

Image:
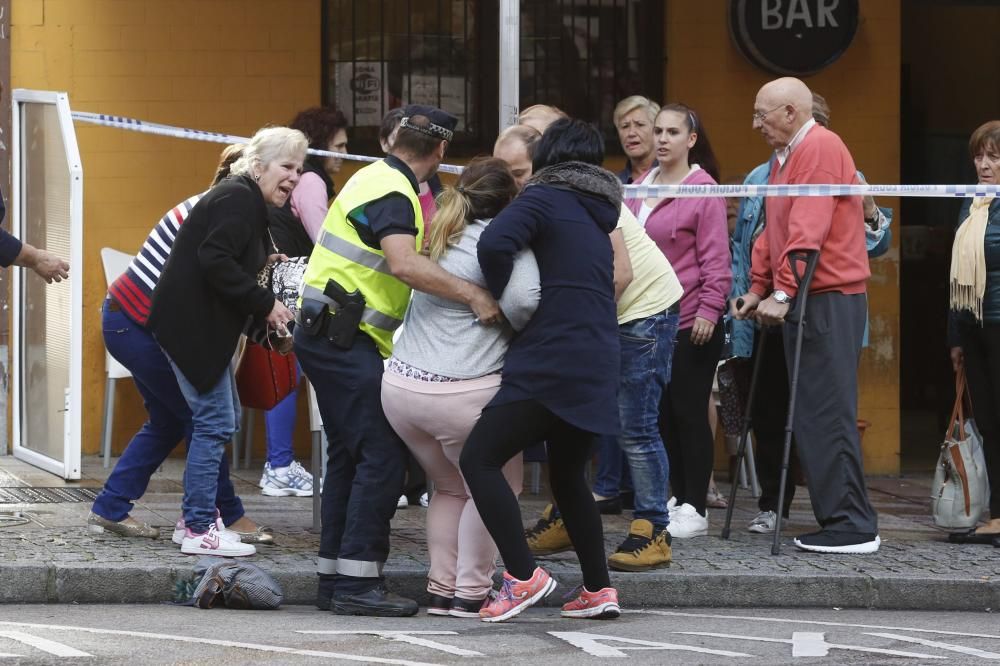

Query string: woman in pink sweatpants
381 157 540 618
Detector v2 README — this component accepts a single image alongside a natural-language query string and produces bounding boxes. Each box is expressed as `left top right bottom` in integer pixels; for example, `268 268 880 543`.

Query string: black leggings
661 322 724 515
460 399 611 592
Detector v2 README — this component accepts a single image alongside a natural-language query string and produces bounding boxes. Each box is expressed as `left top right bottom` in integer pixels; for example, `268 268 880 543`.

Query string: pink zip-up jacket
627 167 731 329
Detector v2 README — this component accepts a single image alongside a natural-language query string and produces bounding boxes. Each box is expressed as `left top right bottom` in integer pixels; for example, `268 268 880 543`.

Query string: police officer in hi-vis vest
294 105 502 617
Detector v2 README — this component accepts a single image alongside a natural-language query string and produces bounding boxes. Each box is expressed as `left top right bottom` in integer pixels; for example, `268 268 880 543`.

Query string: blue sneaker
259 461 313 497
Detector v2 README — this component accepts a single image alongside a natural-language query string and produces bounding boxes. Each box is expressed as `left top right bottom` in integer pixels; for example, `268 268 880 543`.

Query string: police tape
621 182 1000 198
72 110 999 197
70 111 465 175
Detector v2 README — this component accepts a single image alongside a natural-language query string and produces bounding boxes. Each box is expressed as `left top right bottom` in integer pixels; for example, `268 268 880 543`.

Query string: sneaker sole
667 528 708 539
607 558 671 572
261 486 313 497
561 602 621 619
332 602 419 617
528 545 574 556
448 609 482 618
426 608 451 616
481 577 557 623
180 544 256 557
793 535 881 554
747 525 775 534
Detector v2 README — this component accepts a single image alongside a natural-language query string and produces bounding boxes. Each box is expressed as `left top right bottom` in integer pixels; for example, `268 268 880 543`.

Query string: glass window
323 0 663 156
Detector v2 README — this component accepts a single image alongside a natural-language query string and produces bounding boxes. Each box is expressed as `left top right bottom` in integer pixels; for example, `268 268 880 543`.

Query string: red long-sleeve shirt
750 125 870 298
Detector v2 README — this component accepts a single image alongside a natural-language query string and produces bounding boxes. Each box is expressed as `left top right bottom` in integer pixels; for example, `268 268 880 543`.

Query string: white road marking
297 631 483 657
631 609 1000 640
548 631 751 658
0 622 440 666
0 631 91 657
868 632 1000 659
678 632 945 659
792 632 828 657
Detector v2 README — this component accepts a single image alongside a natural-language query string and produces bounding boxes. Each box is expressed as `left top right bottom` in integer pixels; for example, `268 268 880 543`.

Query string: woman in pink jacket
627 103 731 539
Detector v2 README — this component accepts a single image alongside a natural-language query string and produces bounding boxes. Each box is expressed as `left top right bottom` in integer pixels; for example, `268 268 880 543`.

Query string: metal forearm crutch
721 321 769 539
771 250 819 556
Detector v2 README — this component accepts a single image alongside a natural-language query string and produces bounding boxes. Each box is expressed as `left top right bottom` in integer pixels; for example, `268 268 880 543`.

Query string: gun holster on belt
324 279 366 349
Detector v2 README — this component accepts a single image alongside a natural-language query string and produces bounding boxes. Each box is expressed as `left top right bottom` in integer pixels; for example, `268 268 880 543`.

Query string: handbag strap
949 367 967 441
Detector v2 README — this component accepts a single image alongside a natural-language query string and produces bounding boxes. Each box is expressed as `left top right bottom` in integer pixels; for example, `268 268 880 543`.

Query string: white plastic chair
100 248 136 468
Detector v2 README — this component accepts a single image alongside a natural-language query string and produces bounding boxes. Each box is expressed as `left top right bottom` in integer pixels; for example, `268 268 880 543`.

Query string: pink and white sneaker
171 511 240 545
479 567 556 623
180 524 255 557
560 586 620 619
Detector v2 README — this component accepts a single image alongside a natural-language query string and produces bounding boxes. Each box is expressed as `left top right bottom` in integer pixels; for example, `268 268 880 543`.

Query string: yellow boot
607 519 672 572
524 504 573 555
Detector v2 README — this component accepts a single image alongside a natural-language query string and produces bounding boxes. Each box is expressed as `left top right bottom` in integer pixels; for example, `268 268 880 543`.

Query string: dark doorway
900 1 1000 471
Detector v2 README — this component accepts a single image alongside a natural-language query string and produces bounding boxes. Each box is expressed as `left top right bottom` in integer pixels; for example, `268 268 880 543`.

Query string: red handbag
235 341 297 410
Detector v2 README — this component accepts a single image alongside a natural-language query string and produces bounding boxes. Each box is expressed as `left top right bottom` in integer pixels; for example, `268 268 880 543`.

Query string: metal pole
499 0 519 132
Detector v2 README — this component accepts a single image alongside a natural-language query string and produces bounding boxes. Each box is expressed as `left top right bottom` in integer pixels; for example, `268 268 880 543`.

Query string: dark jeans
661 320 724 516
294 328 407 595
957 319 1000 517
92 302 243 525
461 399 610 593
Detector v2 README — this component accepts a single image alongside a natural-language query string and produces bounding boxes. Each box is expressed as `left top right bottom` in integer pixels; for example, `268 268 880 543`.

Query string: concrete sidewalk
0 455 997 610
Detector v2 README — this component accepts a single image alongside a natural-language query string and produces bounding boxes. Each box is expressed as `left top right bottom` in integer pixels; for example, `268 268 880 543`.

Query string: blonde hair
229 126 308 177
613 95 660 127
494 124 541 157
427 157 517 261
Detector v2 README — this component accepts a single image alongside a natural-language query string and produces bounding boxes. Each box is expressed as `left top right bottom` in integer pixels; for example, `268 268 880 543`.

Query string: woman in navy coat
461 119 622 622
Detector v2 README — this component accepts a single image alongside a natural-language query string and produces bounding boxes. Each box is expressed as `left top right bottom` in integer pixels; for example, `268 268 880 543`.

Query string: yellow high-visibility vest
299 159 424 357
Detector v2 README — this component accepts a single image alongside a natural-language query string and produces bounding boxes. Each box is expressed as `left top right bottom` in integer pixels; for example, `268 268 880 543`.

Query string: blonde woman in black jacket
148 126 306 557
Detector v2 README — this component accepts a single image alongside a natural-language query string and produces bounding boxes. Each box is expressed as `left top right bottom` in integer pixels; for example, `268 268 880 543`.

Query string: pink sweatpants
381 370 523 601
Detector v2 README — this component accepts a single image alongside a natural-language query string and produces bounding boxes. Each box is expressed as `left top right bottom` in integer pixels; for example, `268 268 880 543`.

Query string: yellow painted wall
11 0 322 457
665 2 902 473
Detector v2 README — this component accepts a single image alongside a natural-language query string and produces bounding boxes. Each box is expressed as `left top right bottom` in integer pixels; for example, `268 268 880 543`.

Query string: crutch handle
786 251 820 321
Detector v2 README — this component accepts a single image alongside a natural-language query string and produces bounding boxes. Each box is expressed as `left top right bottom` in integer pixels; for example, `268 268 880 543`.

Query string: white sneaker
666 503 709 538
180 524 256 557
397 494 409 509
747 510 777 534
667 496 678 517
260 461 313 497
419 492 430 508
171 512 241 545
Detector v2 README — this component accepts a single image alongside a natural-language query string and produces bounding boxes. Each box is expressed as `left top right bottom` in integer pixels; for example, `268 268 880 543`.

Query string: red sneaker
479 567 556 623
560 586 621 619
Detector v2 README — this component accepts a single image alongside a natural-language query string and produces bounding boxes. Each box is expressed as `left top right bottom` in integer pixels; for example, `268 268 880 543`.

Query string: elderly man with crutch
732 77 880 555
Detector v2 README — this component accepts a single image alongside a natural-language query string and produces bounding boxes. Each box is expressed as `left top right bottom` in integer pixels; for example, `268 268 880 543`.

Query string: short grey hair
229 126 308 177
613 95 660 127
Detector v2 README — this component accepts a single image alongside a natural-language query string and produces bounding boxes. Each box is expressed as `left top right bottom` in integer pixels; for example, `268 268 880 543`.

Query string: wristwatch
773 290 790 304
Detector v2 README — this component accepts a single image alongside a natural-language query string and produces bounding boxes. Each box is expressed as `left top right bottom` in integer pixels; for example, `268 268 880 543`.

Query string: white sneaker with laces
747 510 777 534
180 524 256 557
260 461 313 497
419 492 429 508
666 503 709 538
397 494 409 509
171 512 241 545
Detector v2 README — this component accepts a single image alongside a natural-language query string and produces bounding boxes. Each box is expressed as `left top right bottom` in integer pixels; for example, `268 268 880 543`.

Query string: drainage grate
0 487 100 503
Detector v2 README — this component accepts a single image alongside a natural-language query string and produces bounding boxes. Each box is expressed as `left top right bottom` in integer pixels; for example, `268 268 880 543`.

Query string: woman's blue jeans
597 310 679 528
166 348 243 534
92 301 243 525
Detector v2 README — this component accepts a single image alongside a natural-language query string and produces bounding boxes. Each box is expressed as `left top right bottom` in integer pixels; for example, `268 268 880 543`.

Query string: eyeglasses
752 104 786 123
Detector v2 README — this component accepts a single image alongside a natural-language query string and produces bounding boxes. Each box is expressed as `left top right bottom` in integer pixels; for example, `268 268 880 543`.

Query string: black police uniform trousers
293 327 407 595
